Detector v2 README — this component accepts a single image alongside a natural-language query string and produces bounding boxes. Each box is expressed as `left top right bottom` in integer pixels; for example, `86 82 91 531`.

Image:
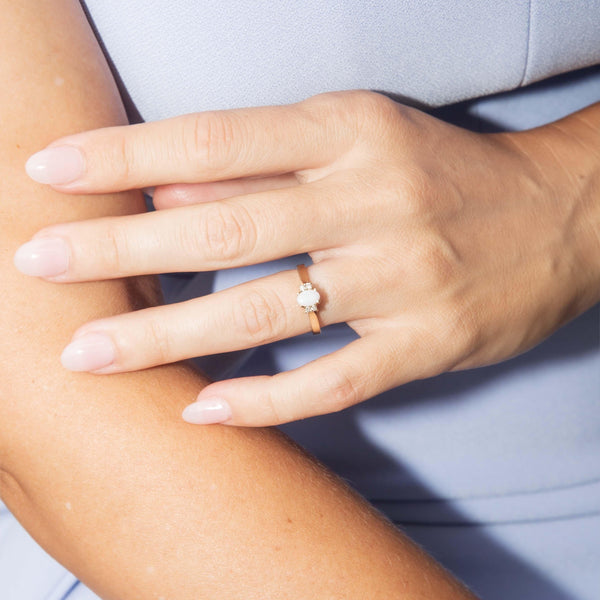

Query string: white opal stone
297 288 320 308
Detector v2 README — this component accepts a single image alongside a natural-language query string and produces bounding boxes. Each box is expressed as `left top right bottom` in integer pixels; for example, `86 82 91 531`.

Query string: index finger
25 92 362 194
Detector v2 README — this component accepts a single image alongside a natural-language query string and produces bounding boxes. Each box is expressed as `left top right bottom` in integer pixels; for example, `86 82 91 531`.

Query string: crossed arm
0 2 477 599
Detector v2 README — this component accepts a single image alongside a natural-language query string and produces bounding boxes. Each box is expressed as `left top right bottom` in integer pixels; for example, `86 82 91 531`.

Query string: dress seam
392 509 600 528
518 0 533 87
368 476 600 505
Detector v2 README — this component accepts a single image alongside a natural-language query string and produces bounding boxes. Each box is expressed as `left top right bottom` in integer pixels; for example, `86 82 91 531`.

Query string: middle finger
16 178 363 282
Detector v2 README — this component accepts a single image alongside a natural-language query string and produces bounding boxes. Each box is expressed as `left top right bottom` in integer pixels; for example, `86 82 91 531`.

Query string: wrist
553 105 600 308
504 104 600 311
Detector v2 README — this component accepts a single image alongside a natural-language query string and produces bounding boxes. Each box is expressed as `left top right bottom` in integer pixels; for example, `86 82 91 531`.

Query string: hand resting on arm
20 93 600 427
0 1 477 598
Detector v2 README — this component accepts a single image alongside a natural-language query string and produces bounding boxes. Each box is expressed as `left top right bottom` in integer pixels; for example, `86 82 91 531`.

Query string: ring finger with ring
59 257 373 374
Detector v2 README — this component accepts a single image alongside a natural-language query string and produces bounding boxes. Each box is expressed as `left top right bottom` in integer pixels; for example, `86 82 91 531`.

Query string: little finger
182 330 436 427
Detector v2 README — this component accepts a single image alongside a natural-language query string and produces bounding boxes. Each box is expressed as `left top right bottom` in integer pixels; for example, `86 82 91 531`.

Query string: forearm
0 2 474 599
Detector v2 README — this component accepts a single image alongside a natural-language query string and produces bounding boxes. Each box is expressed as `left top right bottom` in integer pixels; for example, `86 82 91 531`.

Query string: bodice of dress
80 0 600 117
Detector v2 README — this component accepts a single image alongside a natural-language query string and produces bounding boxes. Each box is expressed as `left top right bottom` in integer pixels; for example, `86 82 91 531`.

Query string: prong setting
297 282 320 313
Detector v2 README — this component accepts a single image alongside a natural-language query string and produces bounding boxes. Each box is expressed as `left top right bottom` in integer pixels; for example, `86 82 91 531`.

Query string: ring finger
59 258 373 374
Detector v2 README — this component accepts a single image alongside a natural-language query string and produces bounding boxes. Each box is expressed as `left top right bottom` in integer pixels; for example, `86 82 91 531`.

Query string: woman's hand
15 92 600 426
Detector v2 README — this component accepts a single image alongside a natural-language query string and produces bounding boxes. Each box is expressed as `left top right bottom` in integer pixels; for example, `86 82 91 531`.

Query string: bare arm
0 2 476 599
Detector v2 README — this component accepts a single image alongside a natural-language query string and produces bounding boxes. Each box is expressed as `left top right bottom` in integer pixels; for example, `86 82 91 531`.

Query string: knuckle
299 90 403 155
257 384 286 424
306 89 388 120
345 91 402 140
349 89 397 120
235 288 287 344
101 223 130 276
144 315 173 366
309 89 420 150
408 233 460 290
300 91 372 142
186 111 242 174
113 135 136 187
323 366 361 413
194 203 256 261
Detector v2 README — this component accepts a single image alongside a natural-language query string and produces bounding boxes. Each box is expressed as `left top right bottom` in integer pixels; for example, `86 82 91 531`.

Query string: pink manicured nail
26 146 85 185
61 333 116 372
13 237 70 277
182 398 232 424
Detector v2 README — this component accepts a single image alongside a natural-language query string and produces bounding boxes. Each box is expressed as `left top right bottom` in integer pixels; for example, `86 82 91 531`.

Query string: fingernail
26 146 85 185
182 398 232 425
14 237 70 277
61 333 116 372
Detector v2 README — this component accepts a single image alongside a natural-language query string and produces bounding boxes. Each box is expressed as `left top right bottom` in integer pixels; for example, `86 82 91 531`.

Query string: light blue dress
1 2 599 598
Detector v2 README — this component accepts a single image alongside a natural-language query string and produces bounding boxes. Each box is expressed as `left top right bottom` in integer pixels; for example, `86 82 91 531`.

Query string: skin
0 1 481 598
17 91 600 426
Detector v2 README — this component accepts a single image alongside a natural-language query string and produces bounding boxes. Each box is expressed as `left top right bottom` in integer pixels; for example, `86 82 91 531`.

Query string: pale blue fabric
522 0 600 87
77 0 600 114
1 2 599 598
